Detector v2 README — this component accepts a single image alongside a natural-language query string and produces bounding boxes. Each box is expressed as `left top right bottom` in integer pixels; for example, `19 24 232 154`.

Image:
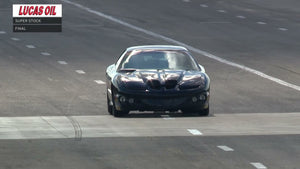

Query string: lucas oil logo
12 4 62 32
18 5 58 16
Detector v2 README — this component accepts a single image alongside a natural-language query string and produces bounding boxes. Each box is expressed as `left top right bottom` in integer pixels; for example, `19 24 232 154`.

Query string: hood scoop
147 79 161 90
134 70 184 90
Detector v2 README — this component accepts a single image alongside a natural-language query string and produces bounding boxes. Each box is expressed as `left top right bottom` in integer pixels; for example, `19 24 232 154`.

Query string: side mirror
198 64 206 73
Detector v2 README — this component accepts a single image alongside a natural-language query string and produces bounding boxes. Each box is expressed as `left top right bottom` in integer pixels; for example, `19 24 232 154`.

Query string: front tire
112 105 129 117
110 87 129 117
199 106 209 116
107 94 113 115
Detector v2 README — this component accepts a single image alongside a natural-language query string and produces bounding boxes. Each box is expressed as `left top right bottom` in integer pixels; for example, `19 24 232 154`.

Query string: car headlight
117 75 147 90
179 74 206 89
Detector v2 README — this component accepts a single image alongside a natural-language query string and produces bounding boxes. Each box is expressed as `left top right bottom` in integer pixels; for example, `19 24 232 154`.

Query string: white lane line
217 9 227 13
278 27 288 31
257 21 267 25
94 80 105 84
41 52 51 56
250 162 267 169
11 37 20 41
0 31 6 34
182 0 191 2
187 129 203 135
76 70 86 74
200 4 208 7
236 15 246 19
26 45 36 49
62 0 300 92
217 145 234 151
160 115 175 120
58 61 68 65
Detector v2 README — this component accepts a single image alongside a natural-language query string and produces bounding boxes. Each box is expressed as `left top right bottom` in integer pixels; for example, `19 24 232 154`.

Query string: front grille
141 97 187 108
147 79 178 90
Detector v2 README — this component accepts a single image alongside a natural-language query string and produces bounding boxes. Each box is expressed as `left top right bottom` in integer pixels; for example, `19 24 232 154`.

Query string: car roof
126 45 188 51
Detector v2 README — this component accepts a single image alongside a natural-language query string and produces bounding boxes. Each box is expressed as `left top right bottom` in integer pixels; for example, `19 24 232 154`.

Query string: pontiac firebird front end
106 45 210 117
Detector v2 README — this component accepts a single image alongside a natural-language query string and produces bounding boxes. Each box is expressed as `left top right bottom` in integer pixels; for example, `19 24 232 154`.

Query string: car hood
114 70 209 92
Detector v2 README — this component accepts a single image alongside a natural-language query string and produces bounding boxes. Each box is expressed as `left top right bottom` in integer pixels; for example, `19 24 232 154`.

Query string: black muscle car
106 45 210 117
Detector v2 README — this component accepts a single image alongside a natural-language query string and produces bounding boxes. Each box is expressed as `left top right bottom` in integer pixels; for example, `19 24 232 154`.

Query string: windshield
118 50 199 71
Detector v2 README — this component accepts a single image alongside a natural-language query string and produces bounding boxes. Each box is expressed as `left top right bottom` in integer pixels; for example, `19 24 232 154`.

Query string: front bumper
114 91 209 111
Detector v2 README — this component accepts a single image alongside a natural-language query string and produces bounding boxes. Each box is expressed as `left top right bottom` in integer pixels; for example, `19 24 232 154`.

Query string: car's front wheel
112 105 129 117
199 106 209 116
109 87 130 117
107 93 113 115
107 93 129 117
111 96 129 117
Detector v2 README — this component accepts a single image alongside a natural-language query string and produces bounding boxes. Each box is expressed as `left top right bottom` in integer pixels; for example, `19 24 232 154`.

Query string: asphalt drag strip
0 112 299 139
